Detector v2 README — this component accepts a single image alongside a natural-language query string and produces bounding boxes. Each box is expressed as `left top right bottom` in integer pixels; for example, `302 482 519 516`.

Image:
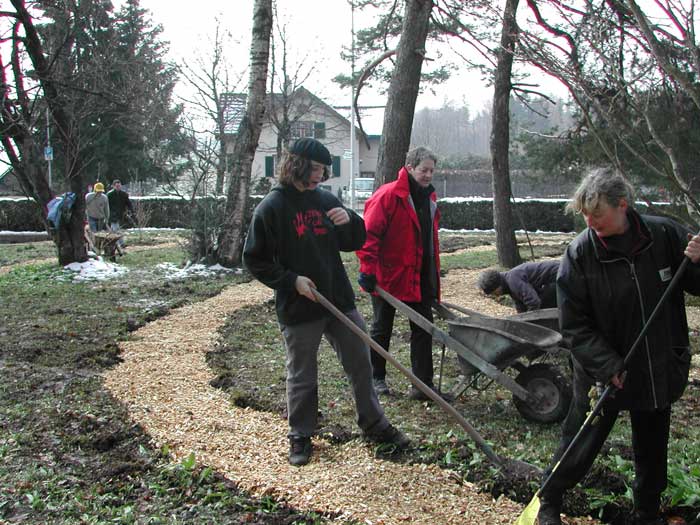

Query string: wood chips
103 274 607 525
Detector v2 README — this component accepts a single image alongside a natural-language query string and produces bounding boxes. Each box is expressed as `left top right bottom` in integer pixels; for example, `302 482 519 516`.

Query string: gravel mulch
103 278 604 525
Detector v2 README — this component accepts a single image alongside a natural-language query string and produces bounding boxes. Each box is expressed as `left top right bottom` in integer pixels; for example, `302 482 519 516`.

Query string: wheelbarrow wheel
513 363 571 424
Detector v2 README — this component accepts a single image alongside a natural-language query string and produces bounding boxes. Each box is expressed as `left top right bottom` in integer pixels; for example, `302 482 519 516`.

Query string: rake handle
311 288 504 468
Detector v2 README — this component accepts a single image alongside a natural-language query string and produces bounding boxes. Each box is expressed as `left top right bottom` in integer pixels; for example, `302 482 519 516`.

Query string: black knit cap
289 138 332 166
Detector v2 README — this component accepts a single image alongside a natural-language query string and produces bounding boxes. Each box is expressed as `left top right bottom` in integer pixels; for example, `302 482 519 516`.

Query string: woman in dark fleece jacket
537 168 700 525
243 138 409 467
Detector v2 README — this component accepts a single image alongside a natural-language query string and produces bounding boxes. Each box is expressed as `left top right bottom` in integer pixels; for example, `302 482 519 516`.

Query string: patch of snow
62 258 129 282
154 262 241 280
440 228 575 235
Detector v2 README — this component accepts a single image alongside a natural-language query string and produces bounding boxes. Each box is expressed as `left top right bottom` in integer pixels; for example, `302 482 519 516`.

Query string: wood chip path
103 277 602 525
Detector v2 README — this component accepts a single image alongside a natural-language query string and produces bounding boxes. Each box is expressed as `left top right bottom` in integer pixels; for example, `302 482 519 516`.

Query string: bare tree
520 0 700 225
215 0 273 267
267 12 317 161
178 19 245 195
3 0 87 265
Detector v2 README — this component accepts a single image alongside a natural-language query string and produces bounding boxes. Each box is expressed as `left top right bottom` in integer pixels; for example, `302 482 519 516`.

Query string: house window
314 122 326 139
265 156 275 178
291 121 326 139
332 156 341 178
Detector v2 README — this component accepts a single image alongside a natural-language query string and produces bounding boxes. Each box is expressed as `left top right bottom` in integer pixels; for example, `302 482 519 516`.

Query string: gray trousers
281 309 389 439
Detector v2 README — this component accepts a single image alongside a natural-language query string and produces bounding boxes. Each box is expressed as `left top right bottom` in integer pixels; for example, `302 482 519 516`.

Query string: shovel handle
538 252 694 498
311 288 504 468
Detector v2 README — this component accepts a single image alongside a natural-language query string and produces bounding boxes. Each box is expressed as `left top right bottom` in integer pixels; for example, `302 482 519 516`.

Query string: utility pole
349 1 356 211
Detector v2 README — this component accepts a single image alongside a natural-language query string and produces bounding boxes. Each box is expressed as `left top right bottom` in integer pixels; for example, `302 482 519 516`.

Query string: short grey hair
477 269 504 295
405 146 438 168
566 167 635 215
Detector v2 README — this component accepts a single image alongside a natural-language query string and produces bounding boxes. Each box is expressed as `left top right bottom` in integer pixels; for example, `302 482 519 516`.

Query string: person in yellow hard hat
85 182 110 232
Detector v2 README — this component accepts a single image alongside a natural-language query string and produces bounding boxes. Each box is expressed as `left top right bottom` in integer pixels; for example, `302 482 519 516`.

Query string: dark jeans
369 294 434 386
541 365 670 514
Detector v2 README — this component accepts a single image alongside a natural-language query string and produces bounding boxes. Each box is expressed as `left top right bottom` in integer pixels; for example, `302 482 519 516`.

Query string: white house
223 87 381 207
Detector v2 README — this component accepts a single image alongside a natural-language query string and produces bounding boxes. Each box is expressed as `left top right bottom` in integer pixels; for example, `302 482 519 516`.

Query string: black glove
358 272 377 293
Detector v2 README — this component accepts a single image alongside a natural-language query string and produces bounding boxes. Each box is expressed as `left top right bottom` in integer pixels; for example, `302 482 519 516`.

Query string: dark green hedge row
0 195 676 233
0 196 242 232
0 198 46 231
437 199 576 232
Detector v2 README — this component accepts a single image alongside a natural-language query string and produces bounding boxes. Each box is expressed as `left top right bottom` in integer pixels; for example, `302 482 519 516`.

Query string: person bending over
477 259 559 313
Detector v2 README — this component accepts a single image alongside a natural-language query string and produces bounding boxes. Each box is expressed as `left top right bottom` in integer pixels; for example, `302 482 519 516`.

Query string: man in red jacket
356 146 445 400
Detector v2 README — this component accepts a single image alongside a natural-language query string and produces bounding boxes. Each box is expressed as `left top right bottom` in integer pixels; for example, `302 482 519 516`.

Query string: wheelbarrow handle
311 288 504 468
439 301 485 319
375 286 533 403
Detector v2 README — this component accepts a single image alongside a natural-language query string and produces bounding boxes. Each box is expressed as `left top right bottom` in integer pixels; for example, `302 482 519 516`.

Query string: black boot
633 492 663 525
537 495 562 525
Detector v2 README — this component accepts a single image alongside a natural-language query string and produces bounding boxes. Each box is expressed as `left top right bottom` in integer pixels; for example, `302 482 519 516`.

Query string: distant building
222 86 382 207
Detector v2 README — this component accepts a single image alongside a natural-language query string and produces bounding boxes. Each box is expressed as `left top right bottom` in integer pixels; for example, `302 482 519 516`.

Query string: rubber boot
537 494 563 525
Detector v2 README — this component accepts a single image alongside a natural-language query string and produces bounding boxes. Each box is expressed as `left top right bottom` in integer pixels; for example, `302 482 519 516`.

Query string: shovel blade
514 494 540 525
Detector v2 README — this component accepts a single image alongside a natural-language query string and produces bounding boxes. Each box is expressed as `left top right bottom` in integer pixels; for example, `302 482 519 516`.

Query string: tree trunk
11 0 88 265
215 0 273 267
374 0 433 187
490 0 522 268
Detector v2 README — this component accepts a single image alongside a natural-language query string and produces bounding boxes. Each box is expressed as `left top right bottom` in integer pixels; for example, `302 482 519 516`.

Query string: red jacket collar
395 167 412 197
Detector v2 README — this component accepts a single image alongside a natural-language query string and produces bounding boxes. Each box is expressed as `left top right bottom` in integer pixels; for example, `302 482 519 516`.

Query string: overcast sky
133 0 508 121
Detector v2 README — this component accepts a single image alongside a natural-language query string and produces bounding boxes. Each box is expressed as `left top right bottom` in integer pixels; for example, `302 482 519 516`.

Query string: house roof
221 86 369 136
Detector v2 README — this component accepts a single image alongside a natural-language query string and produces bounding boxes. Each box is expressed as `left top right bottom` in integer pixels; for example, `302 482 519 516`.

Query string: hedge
0 194 677 234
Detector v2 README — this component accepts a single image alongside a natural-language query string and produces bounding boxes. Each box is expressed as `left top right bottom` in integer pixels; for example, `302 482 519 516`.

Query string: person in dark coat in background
477 259 559 313
537 167 700 525
356 146 445 401
107 179 134 248
242 138 409 467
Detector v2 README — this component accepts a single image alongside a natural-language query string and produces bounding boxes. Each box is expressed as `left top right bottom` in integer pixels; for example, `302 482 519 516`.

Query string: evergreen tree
104 0 183 186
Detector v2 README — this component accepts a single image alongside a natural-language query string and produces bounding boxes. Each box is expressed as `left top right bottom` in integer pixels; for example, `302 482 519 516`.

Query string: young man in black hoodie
243 138 409 466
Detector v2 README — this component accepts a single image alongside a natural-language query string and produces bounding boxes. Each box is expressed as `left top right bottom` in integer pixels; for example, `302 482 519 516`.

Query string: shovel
312 288 540 478
514 254 694 525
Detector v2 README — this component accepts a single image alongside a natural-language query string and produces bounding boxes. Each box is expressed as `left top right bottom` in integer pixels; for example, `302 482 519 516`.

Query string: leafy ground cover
211 232 700 525
0 232 335 524
2 230 698 525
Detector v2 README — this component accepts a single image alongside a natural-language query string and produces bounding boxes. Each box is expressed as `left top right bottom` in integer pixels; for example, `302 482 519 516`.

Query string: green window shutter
265 156 274 178
314 122 326 139
332 156 341 178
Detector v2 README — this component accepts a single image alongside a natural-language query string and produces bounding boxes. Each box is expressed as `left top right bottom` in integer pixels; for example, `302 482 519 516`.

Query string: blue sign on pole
44 146 53 161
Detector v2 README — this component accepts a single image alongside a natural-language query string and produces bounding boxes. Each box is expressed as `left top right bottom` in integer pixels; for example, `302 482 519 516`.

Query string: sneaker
363 424 410 449
537 497 562 525
373 378 390 396
288 436 312 466
409 385 455 403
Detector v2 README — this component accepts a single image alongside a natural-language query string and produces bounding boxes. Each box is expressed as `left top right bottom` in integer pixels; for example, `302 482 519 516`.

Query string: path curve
104 280 600 525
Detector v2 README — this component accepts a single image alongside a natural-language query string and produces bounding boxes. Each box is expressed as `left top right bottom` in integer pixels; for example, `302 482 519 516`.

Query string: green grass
0 240 57 266
0 232 339 524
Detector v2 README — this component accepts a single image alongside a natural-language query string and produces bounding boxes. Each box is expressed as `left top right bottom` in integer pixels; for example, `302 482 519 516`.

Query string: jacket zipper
628 260 658 408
